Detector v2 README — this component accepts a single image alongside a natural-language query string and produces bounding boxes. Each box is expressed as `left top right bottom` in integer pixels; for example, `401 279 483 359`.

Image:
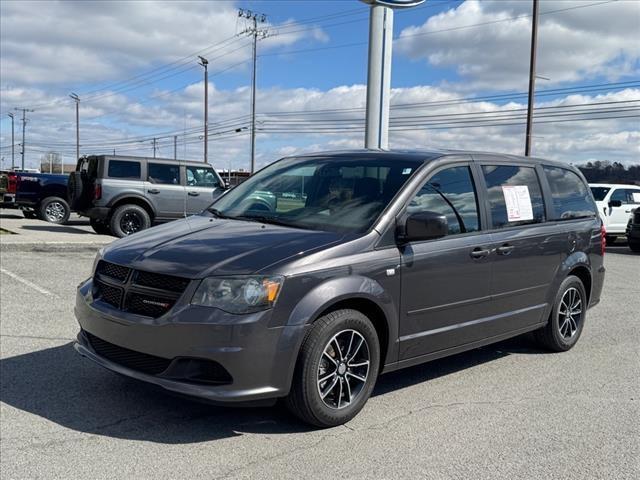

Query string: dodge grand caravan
74 150 605 427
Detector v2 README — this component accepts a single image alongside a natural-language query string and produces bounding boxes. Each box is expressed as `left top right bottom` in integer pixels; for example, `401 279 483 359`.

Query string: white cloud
396 0 640 90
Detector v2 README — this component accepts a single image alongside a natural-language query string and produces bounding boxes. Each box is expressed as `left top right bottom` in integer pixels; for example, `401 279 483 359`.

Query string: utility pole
70 93 80 160
7 113 15 169
239 8 268 174
198 56 209 164
525 0 539 156
152 138 157 158
174 135 178 160
15 108 34 170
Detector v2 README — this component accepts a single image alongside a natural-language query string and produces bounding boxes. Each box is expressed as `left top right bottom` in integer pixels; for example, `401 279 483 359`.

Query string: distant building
40 152 74 174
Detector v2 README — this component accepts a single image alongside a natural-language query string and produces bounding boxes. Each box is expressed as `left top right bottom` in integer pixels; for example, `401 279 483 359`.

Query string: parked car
589 183 640 243
74 150 605 427
626 207 640 252
68 155 227 237
12 172 71 223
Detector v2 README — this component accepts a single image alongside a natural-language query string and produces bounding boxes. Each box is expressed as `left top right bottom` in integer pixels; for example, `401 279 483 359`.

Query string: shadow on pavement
20 225 96 235
0 334 545 443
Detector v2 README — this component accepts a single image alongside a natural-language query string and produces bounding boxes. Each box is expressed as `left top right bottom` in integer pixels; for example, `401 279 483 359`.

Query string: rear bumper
73 279 306 403
1 193 16 207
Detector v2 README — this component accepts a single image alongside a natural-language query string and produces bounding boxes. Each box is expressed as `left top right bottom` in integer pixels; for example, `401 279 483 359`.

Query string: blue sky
1 0 638 169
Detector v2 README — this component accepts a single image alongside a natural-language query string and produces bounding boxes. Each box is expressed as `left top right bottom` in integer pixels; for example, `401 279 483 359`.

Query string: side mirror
399 211 448 243
609 199 623 208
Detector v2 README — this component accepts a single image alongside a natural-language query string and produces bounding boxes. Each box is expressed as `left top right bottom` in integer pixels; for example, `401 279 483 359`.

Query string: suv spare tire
68 171 87 210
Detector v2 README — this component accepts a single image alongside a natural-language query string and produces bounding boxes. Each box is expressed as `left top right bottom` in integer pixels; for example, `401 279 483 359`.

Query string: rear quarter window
108 160 141 179
543 166 597 219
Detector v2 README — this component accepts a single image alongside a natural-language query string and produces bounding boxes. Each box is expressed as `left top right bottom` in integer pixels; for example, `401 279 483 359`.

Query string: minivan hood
102 215 345 278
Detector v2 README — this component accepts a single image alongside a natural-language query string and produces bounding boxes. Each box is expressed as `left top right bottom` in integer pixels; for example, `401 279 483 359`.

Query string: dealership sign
360 0 425 8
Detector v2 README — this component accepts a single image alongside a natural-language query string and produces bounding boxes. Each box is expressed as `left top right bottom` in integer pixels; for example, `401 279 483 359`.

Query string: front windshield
209 156 421 233
590 187 610 201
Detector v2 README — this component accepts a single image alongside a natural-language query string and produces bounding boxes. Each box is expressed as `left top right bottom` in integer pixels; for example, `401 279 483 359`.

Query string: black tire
67 171 86 210
285 309 380 428
605 235 617 245
38 197 71 224
534 275 587 352
629 240 640 253
109 204 151 238
90 217 112 235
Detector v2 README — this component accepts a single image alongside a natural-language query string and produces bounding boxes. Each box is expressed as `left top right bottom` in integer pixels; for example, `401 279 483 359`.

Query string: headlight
92 247 105 273
191 276 284 314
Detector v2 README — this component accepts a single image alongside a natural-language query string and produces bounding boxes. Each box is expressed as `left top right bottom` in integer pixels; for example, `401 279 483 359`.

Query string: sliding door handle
470 247 491 259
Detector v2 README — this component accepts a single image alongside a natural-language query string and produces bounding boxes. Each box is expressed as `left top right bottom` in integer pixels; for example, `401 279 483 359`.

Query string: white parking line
0 267 57 297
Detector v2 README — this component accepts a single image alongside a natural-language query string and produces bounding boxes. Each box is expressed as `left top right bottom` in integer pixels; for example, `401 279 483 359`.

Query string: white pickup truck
589 183 640 242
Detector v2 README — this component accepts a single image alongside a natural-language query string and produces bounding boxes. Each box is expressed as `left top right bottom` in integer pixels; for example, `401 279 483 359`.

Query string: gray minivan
69 155 226 237
73 150 606 427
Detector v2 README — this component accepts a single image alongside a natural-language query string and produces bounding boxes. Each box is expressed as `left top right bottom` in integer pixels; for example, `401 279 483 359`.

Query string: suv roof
82 154 214 168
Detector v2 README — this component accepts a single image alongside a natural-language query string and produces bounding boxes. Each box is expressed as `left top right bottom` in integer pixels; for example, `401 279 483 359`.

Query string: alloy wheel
120 212 142 235
44 201 66 222
317 329 370 409
558 287 582 340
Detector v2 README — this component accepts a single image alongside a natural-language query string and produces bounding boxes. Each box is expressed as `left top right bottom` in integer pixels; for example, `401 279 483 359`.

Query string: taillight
94 184 102 201
600 223 606 256
7 173 18 193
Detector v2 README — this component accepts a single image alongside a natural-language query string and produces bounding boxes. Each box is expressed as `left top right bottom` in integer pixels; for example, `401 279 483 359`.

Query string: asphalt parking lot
1 246 638 479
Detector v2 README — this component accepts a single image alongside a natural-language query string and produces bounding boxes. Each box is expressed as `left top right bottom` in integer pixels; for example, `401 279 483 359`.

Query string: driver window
407 166 480 235
186 166 220 188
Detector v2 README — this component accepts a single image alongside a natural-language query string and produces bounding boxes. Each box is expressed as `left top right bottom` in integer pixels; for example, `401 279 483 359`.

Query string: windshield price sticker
633 192 640 203
502 185 534 222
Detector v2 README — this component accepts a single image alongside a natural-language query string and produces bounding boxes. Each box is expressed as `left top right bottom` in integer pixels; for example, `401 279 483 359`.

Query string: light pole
361 0 424 150
525 0 539 156
198 56 209 164
70 93 80 160
15 108 34 170
7 113 15 169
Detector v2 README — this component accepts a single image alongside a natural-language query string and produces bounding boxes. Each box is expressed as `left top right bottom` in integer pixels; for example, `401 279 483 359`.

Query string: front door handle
188 191 200 196
470 247 491 259
496 244 515 255
148 189 160 194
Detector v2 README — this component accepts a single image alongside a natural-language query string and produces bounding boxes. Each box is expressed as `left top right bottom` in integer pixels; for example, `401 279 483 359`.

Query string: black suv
74 150 605 427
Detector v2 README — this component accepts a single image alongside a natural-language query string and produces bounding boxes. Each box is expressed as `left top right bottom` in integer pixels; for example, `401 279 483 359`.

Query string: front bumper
74 279 306 403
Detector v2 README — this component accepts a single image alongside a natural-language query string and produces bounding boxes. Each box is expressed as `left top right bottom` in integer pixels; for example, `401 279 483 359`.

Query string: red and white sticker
502 185 534 222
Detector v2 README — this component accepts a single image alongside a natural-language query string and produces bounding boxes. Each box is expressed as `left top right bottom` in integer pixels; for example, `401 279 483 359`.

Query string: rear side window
589 186 610 201
148 163 180 185
482 165 545 229
407 166 480 235
544 166 597 219
108 160 140 179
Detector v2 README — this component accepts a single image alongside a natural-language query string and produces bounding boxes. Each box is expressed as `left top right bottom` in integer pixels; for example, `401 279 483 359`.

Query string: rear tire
38 197 71 224
109 204 151 238
534 275 586 352
285 309 380 428
90 217 111 236
629 240 640 253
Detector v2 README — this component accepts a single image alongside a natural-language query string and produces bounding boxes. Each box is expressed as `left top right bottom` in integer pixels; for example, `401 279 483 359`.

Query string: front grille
94 279 123 308
126 292 176 318
135 271 190 291
97 261 130 282
85 331 171 375
92 261 190 318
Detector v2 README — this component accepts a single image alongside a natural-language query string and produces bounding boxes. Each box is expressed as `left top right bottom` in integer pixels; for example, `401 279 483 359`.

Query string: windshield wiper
207 207 234 219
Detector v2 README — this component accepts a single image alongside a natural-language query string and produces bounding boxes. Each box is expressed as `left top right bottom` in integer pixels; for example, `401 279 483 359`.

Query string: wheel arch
109 195 156 220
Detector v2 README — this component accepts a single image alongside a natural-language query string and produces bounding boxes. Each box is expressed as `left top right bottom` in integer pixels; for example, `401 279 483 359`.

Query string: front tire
109 204 151 238
534 275 587 352
629 240 640 253
39 197 71 224
285 309 380 428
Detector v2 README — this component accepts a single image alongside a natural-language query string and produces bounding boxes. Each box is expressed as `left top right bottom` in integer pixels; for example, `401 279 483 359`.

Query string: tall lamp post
69 93 80 160
361 0 424 150
198 56 209 164
7 113 15 169
525 0 539 156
